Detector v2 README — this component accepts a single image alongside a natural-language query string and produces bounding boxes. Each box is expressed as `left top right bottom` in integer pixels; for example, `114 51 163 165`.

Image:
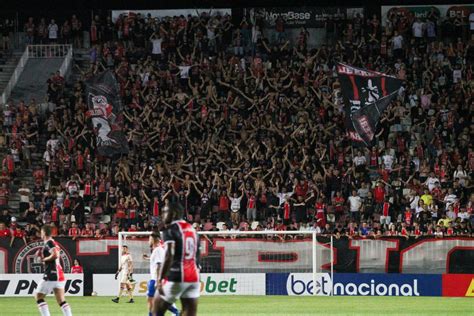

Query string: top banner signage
241 7 364 28
381 4 474 26
111 9 231 22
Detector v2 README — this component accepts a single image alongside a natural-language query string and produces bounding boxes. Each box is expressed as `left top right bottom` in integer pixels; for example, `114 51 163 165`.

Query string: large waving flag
85 71 129 158
337 63 403 146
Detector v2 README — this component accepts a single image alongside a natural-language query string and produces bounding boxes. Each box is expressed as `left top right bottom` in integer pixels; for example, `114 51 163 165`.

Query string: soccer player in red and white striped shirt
154 202 200 316
35 224 73 316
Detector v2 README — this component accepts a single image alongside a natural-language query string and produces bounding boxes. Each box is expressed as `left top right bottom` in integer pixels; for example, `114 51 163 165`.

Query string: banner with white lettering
266 273 442 296
337 63 403 146
0 274 83 296
237 7 364 28
1 237 473 295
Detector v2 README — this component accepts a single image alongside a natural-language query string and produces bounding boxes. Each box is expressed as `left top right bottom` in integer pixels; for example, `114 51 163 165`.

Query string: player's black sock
59 301 72 316
37 299 50 316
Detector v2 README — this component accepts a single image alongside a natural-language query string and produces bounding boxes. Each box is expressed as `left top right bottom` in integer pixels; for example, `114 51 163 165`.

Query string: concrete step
0 64 16 70
14 181 35 185
0 61 19 67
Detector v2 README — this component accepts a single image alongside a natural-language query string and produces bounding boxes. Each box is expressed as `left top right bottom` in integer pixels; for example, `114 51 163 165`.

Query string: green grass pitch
1 296 473 315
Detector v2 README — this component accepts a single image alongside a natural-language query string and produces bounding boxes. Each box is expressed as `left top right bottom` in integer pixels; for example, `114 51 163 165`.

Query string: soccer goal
118 231 334 296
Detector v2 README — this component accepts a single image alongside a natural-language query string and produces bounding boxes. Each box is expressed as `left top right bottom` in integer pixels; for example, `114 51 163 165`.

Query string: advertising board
92 273 265 296
0 274 83 297
266 273 442 296
442 274 474 297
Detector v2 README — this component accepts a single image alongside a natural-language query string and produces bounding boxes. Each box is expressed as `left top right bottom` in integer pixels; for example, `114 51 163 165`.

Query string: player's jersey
120 253 132 274
42 239 65 281
150 243 165 281
163 220 200 283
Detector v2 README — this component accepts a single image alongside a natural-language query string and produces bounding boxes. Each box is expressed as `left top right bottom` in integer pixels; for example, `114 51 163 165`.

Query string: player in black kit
34 224 73 316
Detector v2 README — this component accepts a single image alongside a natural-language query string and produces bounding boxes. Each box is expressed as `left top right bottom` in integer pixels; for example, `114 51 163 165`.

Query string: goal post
118 231 152 274
117 230 334 296
198 230 334 296
117 231 153 295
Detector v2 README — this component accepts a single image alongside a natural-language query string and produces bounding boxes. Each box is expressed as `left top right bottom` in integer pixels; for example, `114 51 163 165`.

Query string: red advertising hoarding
442 274 474 297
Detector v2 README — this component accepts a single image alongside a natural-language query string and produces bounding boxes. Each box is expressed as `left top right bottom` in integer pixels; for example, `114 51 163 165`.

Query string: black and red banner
337 63 403 146
85 70 129 158
1 237 473 294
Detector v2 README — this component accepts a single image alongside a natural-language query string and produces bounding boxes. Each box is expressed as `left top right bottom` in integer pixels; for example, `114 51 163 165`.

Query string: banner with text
111 9 232 22
381 4 474 26
337 63 403 146
236 7 364 28
1 237 474 276
0 274 83 297
266 273 442 296
93 273 265 296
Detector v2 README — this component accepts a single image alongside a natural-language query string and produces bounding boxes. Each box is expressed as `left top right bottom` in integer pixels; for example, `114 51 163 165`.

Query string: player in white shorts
35 224 73 316
154 202 200 316
143 232 179 316
112 245 135 303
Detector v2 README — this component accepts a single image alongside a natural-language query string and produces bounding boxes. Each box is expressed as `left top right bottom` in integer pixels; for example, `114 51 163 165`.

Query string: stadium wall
1 237 473 296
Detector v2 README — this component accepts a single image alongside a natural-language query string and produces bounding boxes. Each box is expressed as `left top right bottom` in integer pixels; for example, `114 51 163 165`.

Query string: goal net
118 231 334 296
118 231 153 275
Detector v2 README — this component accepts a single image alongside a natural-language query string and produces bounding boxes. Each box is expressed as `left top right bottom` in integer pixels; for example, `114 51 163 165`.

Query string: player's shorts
147 280 156 298
119 272 130 284
160 281 200 304
36 280 66 295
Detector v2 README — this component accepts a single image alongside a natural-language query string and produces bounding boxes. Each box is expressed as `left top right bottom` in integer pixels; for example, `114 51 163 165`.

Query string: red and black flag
85 70 129 158
337 63 403 146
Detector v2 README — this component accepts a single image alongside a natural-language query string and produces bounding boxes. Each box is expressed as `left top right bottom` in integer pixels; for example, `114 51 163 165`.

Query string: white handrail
27 44 72 58
1 47 29 105
59 45 73 77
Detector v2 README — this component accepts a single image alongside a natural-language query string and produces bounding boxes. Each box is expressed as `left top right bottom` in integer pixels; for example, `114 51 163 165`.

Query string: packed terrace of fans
0 10 473 244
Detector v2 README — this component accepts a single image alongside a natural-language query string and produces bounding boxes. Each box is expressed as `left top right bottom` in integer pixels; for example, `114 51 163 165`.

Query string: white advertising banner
93 273 265 296
0 274 83 297
111 9 232 22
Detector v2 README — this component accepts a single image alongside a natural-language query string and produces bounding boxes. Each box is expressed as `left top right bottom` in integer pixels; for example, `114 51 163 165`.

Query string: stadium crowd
0 9 473 245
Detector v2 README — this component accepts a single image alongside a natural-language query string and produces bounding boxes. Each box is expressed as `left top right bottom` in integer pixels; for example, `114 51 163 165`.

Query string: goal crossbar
118 231 334 296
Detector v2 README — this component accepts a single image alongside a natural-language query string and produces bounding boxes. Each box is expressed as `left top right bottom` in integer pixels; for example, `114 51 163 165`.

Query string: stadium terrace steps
0 51 23 95
9 58 64 102
5 54 64 216
6 48 89 217
8 171 36 217
70 49 91 83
